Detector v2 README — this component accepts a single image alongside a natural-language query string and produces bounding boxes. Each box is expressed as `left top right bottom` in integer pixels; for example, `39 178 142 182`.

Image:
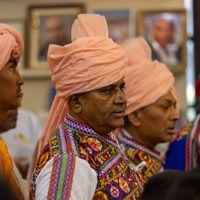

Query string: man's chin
112 119 125 129
5 120 17 131
9 121 17 129
1 109 18 132
163 135 174 143
0 122 16 133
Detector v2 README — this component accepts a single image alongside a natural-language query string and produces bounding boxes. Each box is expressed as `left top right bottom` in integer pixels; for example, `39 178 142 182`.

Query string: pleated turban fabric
123 37 179 116
0 24 24 71
38 14 128 153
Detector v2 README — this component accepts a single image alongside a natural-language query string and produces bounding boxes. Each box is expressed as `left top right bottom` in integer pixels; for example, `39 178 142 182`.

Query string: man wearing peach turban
31 14 145 200
117 37 179 182
0 24 28 199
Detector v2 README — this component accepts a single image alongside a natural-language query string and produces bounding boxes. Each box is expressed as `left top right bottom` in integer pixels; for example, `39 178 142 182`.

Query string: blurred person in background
0 23 28 200
165 76 200 171
117 37 179 182
166 168 200 200
140 170 182 200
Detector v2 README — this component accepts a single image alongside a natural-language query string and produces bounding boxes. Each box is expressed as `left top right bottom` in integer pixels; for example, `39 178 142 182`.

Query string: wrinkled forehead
91 77 125 92
70 77 125 98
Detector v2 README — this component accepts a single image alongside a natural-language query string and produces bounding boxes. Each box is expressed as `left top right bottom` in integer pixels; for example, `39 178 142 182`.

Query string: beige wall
0 0 187 116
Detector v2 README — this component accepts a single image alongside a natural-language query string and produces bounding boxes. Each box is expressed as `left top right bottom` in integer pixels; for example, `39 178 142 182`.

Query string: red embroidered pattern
118 130 164 182
31 116 145 199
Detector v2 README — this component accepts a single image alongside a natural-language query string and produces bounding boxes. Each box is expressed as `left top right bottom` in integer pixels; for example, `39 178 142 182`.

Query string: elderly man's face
135 91 179 147
77 78 127 134
0 59 24 132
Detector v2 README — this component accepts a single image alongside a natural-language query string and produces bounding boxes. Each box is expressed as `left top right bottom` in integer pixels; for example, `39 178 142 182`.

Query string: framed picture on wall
0 19 25 70
92 9 134 45
138 9 187 72
26 4 85 70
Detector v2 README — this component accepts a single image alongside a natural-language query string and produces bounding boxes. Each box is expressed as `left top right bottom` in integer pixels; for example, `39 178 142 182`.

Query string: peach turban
38 14 128 153
123 37 179 116
0 24 24 71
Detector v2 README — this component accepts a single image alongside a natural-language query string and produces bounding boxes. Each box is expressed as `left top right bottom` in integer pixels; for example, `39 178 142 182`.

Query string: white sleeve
35 155 97 200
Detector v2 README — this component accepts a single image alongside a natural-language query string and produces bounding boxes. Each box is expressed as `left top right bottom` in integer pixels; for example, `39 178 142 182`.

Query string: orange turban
0 24 24 71
38 14 128 153
123 37 178 116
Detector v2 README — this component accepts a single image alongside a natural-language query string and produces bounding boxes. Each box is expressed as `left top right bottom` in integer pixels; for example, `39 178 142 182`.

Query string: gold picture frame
138 9 187 72
26 4 86 70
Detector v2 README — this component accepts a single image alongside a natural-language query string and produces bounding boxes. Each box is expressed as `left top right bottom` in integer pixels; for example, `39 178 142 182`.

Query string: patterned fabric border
48 154 76 200
118 130 162 161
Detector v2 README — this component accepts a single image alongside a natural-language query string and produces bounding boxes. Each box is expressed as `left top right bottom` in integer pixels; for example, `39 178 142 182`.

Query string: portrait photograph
26 4 85 70
138 9 187 72
93 9 134 45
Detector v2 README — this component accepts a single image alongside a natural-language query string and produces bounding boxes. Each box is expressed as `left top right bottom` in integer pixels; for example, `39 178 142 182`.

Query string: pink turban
38 14 128 153
123 37 179 116
0 24 24 71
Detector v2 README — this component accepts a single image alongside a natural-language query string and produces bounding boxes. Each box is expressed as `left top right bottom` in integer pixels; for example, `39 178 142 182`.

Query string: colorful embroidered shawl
31 115 145 200
117 130 164 182
165 114 200 171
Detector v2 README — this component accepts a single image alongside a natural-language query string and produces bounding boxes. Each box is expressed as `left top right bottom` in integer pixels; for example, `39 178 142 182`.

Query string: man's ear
68 94 82 114
128 111 141 127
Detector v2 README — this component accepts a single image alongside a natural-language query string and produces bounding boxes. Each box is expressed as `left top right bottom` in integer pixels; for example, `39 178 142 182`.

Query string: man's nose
17 71 24 86
170 106 179 121
115 89 127 105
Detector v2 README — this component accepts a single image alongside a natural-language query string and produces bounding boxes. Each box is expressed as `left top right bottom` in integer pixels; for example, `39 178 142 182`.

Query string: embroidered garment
165 114 200 171
117 130 164 182
31 115 145 200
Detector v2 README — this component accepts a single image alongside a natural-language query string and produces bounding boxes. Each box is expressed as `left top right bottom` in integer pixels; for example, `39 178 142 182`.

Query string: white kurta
35 155 97 200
